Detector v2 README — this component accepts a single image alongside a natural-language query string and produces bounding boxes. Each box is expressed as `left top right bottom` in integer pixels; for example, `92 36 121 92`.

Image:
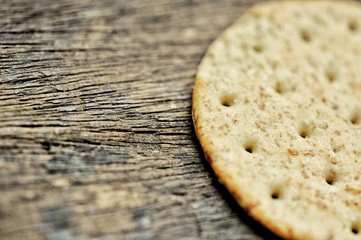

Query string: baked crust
192 1 361 239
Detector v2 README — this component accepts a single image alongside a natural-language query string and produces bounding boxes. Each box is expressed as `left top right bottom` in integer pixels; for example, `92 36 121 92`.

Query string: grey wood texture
0 0 289 239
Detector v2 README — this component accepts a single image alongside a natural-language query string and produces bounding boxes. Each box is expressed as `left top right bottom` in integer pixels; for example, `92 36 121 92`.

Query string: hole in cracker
244 140 257 154
351 223 359 234
271 188 281 200
253 44 263 53
350 112 360 125
299 123 312 138
275 81 286 94
299 130 308 138
220 94 237 107
325 170 336 185
325 69 337 83
271 192 279 199
348 20 358 32
300 30 311 42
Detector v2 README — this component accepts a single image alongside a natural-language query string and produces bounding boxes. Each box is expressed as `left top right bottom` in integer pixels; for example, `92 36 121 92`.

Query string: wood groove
0 0 282 239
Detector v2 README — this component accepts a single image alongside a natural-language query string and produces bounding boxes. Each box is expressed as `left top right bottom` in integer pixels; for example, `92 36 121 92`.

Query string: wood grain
0 0 286 239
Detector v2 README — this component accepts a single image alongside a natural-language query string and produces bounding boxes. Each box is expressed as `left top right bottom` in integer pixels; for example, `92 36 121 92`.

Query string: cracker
192 1 361 239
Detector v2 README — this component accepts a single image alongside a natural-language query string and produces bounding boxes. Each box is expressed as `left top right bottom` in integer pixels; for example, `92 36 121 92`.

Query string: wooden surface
0 0 287 239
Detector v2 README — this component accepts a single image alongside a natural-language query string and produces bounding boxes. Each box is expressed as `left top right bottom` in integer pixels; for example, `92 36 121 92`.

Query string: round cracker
192 0 361 239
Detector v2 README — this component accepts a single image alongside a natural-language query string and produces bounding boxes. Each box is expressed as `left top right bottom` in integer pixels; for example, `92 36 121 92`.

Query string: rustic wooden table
0 0 287 239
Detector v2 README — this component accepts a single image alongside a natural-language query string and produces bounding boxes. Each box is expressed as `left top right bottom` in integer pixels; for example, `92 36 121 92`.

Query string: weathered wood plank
0 0 289 239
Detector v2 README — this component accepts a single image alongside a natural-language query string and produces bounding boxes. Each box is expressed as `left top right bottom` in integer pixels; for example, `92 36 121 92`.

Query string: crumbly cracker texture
192 1 361 239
